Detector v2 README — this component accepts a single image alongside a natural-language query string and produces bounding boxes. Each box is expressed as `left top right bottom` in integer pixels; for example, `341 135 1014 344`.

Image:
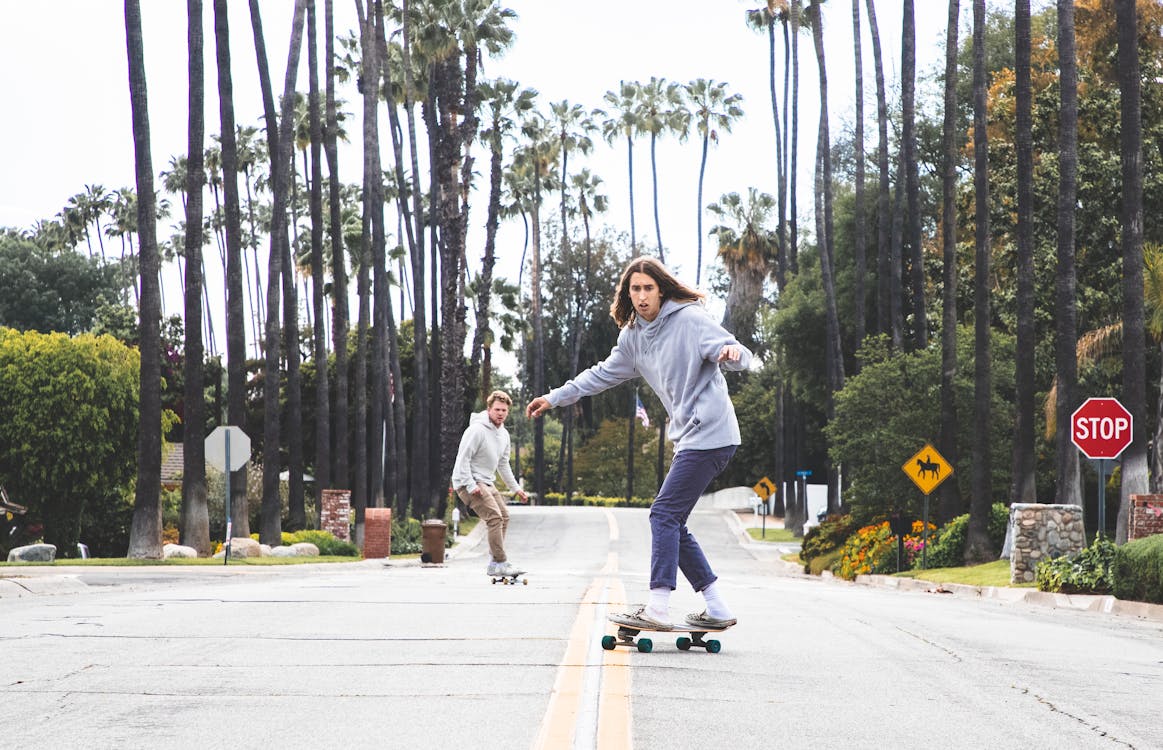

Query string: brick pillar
1129 494 1163 541
364 507 392 558
320 489 351 541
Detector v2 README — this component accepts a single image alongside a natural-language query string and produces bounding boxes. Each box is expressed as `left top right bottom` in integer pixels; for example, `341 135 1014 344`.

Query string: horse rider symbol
916 454 941 479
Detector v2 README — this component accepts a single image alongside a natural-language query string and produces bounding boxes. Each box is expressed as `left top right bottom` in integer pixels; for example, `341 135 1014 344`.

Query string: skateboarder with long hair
526 256 752 630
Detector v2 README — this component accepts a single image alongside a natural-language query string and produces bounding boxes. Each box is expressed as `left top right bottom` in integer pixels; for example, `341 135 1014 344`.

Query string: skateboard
600 617 730 654
490 572 528 585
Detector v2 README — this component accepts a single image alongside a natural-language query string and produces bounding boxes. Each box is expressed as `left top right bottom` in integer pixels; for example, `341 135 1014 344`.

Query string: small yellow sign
902 443 953 496
753 476 777 500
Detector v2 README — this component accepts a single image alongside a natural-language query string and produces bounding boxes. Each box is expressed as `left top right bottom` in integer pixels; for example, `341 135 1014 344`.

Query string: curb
853 573 1163 623
0 574 89 597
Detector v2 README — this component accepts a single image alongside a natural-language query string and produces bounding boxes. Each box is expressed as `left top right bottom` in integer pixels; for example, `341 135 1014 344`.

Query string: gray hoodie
451 410 521 493
547 299 753 452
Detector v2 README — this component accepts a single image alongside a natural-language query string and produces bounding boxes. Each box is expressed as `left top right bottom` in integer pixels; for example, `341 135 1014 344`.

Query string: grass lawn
746 527 796 543
893 559 1033 588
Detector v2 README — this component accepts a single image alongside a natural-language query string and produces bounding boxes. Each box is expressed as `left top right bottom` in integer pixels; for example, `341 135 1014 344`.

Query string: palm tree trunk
1116 0 1147 543
1012 0 1036 506
217 0 250 538
696 132 710 286
470 131 504 402
851 0 866 362
789 1 801 275
324 0 349 503
902 0 925 349
966 0 993 563
180 0 211 556
627 131 637 254
125 0 164 559
938 0 963 524
256 0 307 546
531 177 547 503
1054 0 1082 511
650 133 664 261
865 0 890 338
774 11 788 291
306 0 330 514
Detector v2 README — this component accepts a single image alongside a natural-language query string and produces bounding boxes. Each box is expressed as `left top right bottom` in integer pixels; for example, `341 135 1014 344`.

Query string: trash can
421 519 447 564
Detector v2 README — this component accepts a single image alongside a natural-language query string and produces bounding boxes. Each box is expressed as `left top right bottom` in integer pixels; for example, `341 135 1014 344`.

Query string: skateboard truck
490 573 528 586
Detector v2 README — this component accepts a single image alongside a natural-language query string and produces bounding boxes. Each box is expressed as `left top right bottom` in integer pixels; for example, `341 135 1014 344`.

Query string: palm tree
687 78 744 287
471 79 535 401
788 1 802 276
965 0 992 563
550 99 595 265
938 0 963 523
1012 0 1036 507
636 76 688 263
598 80 642 253
1116 0 1147 543
1054 0 1081 512
745 2 787 289
124 0 163 559
707 188 777 350
180 0 211 556
214 0 250 538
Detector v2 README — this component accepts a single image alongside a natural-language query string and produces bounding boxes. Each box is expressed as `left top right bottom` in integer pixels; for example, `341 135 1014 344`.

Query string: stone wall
320 489 351 541
1129 494 1163 541
1009 503 1085 584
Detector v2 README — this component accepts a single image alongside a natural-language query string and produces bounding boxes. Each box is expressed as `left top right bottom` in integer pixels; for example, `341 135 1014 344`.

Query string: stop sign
1071 397 1133 460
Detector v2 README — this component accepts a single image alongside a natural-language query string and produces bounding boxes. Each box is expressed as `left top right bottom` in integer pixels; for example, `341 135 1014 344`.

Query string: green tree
686 78 744 286
636 76 688 262
598 80 642 253
0 330 140 557
573 418 670 499
707 188 778 350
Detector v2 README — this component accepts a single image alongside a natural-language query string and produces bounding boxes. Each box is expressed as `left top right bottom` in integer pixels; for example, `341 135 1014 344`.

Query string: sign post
205 425 251 564
902 443 954 569
1070 397 1133 538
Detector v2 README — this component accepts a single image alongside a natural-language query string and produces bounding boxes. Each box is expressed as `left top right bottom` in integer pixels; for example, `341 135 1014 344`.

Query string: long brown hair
610 256 705 327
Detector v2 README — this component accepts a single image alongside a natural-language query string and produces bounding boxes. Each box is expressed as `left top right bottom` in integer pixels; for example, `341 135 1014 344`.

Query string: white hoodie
451 410 521 494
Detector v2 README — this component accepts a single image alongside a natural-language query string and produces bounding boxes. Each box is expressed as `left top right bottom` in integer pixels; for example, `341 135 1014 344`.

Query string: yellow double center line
533 510 633 750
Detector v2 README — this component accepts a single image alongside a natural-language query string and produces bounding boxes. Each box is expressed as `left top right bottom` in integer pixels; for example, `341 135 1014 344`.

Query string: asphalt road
2 505 1161 749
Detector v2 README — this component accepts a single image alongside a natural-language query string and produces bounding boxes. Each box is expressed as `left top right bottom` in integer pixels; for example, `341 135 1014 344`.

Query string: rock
163 544 199 559
291 542 320 557
259 544 272 556
7 543 57 563
212 537 261 558
268 546 298 557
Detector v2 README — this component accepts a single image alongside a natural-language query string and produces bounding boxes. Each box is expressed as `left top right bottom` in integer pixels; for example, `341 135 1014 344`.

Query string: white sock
647 587 671 619
701 582 733 619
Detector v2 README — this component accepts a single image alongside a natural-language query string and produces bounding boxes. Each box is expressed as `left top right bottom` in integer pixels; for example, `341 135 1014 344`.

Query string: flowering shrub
836 522 897 580
901 519 938 567
802 514 856 574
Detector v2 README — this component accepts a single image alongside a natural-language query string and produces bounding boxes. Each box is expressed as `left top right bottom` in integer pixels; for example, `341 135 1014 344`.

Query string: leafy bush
391 516 424 555
836 522 897 580
808 548 843 576
801 514 856 574
1035 537 1118 594
1111 533 1163 604
921 503 1010 569
283 529 359 557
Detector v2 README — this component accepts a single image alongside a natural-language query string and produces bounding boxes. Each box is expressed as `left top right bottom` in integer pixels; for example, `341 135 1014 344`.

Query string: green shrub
808 548 843 576
801 514 856 574
284 529 359 557
391 516 424 555
539 492 653 508
1035 537 1118 594
836 521 897 580
1111 533 1163 604
922 503 1009 569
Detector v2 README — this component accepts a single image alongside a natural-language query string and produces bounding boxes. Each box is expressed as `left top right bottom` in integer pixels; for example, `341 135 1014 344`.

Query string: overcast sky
0 1 963 355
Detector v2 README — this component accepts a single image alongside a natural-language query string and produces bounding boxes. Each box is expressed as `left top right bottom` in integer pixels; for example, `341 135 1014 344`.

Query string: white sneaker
493 561 525 577
486 562 500 576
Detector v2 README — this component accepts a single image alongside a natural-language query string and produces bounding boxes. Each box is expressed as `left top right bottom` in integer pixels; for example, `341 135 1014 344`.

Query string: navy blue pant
649 445 737 591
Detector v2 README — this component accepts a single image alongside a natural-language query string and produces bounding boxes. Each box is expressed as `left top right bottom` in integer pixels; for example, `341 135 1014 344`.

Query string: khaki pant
456 484 510 563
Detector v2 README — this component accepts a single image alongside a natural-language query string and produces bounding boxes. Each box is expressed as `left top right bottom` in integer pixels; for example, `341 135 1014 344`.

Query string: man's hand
717 344 743 363
526 396 552 418
515 489 528 502
470 483 484 496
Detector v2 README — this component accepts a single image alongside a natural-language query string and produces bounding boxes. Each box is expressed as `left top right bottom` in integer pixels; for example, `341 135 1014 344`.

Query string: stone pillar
320 489 351 541
1009 503 1086 584
1128 494 1163 541
363 507 392 558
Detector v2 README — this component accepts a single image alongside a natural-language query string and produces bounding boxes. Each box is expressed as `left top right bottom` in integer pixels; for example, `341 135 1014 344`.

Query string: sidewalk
725 509 1163 624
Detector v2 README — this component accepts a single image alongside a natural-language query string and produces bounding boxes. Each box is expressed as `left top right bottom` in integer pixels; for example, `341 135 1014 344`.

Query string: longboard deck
601 617 731 653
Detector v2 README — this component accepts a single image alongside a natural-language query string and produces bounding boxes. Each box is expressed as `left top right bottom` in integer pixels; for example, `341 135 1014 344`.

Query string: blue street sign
795 470 813 478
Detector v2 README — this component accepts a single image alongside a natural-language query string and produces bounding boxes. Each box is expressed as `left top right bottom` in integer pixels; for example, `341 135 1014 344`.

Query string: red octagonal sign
1071 397 1133 460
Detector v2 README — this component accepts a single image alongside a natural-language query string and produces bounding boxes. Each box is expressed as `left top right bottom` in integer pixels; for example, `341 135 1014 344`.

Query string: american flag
635 396 650 428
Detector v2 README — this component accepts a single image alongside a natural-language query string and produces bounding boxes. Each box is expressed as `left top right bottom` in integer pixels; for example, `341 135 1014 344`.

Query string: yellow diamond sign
902 443 953 496
752 476 777 500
